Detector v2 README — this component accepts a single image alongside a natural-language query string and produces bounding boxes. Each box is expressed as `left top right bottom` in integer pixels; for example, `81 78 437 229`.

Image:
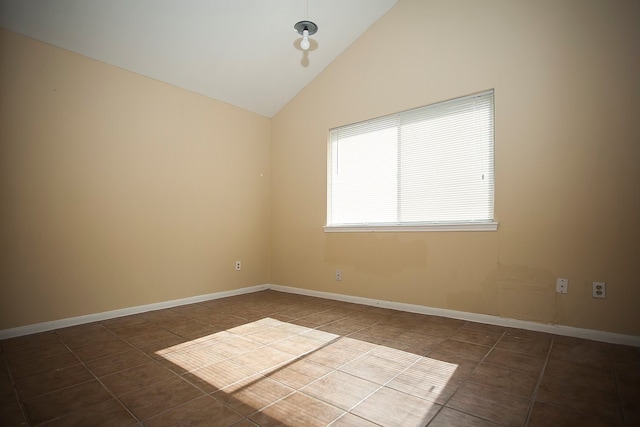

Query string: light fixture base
294 20 318 36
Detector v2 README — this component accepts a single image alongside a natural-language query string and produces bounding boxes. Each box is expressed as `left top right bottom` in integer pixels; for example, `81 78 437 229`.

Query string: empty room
1 0 639 426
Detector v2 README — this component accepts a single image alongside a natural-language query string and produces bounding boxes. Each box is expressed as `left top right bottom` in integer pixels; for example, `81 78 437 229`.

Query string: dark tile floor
1 290 638 426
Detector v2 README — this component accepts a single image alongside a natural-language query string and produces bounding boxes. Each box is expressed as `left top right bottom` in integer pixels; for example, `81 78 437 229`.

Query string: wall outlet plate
335 269 342 281
593 282 606 298
556 278 568 294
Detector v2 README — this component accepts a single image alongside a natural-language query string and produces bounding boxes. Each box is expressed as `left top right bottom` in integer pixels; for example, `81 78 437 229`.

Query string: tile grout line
424 327 508 426
0 346 32 427
249 315 398 425
522 335 555 427
319 319 471 425
122 311 348 424
55 327 146 426
101 324 249 426
249 328 378 419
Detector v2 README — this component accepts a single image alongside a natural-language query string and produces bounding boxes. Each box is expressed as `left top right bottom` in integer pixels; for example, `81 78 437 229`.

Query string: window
326 90 497 232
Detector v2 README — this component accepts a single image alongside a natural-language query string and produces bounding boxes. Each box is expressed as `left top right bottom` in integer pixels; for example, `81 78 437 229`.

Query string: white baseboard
0 285 269 340
268 284 640 348
2 283 639 347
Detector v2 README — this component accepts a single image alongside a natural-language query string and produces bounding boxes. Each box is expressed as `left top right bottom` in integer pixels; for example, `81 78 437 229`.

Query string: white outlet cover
556 278 568 294
593 282 606 298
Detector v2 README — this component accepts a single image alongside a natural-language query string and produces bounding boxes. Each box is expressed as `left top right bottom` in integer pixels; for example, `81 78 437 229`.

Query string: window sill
323 222 499 233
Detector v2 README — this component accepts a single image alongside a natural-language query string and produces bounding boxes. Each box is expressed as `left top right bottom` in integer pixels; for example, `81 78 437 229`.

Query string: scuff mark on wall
489 264 559 324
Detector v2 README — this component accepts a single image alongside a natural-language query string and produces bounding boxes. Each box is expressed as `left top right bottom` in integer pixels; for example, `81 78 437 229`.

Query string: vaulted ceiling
0 0 398 117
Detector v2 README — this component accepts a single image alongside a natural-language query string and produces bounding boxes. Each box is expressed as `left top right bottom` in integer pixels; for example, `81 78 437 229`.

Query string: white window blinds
327 90 495 231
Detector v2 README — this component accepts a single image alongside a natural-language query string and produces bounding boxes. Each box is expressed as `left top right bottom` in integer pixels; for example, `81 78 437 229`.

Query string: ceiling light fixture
294 0 317 51
294 20 317 51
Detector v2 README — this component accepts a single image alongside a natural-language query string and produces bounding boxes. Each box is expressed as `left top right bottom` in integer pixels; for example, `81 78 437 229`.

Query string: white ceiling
0 0 398 117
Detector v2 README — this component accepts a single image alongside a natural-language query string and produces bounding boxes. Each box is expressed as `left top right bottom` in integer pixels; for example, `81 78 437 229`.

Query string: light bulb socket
294 20 318 36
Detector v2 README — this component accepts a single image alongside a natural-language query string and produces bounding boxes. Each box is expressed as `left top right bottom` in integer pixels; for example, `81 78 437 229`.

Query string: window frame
325 90 498 233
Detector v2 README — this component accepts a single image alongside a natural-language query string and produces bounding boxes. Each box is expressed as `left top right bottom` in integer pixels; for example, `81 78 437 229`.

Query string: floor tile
450 328 503 347
393 330 446 351
527 401 613 427
119 376 204 421
0 366 14 403
358 324 408 341
183 359 258 393
22 380 112 425
42 398 138 427
428 407 501 427
137 335 189 359
304 338 375 369
483 347 546 375
145 395 243 427
299 310 348 327
212 375 294 416
549 335 612 372
461 321 506 335
330 412 380 426
339 353 407 385
0 397 28 426
228 321 273 337
57 324 121 349
618 375 640 426
1 331 61 354
370 345 422 367
467 362 539 398
71 337 133 362
156 342 227 373
249 392 344 427
301 370 379 410
543 358 616 392
231 418 260 426
156 317 216 338
422 352 479 382
496 332 551 357
273 321 313 335
7 351 80 380
100 361 175 396
2 339 69 364
2 291 637 427
205 336 263 358
536 359 620 424
351 386 441 427
445 382 530 426
243 326 297 345
432 339 491 362
14 364 94 400
100 314 149 331
386 360 461 404
123 328 182 348
85 349 153 377
231 346 297 374
318 318 370 336
266 358 333 389
270 333 336 357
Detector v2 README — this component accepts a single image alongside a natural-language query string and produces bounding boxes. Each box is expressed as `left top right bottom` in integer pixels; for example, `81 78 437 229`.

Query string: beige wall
271 0 640 335
2 0 639 337
0 29 271 329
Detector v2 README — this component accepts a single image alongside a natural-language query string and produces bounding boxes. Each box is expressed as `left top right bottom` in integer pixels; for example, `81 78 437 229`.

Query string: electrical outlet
556 278 568 294
593 282 606 298
335 269 342 281
235 260 241 271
